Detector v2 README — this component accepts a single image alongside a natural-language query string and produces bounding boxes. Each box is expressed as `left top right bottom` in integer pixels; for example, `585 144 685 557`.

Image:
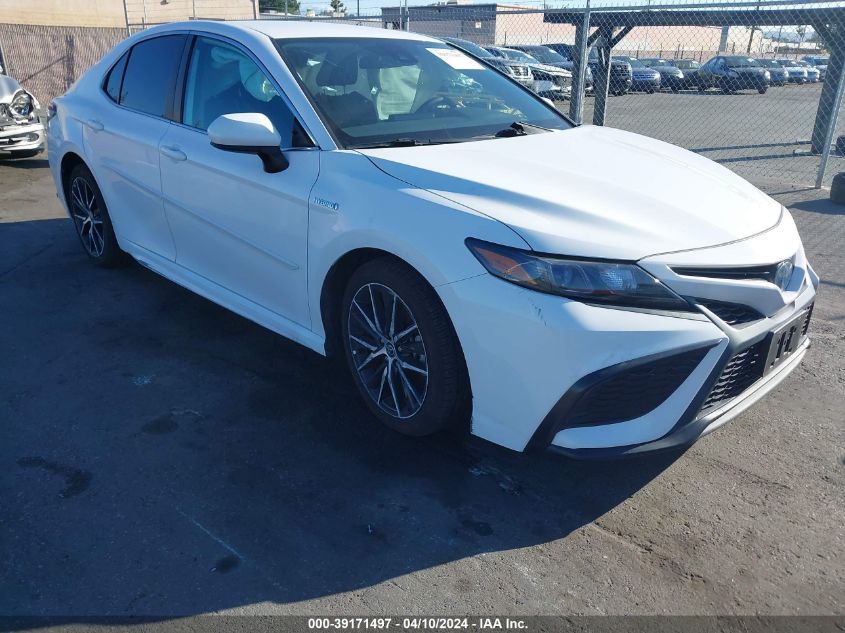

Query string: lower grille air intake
700 340 767 412
564 346 711 428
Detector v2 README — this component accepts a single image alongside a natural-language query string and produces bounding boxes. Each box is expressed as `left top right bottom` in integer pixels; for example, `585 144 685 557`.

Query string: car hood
359 125 781 260
527 62 571 76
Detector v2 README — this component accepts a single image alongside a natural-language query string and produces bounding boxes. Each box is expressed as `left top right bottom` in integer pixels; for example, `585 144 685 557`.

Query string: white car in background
0 73 45 158
47 21 817 458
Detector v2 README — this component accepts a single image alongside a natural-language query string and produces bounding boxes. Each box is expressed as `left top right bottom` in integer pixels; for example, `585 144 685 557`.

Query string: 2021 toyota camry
47 21 817 458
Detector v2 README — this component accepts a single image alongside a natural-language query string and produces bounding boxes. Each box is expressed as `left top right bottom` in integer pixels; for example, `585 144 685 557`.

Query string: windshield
724 57 759 68
276 38 570 149
758 59 781 68
523 47 567 64
444 38 490 59
627 58 647 68
674 60 699 69
496 48 538 63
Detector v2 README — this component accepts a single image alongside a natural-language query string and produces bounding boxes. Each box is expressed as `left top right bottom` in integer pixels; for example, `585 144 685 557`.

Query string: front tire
66 163 127 267
341 258 469 437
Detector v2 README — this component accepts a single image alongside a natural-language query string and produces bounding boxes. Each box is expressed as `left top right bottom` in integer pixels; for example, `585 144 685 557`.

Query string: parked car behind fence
697 56 771 93
440 37 534 90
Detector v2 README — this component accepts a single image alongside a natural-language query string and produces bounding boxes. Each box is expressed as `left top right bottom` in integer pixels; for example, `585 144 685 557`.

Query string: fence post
592 24 613 126
122 0 131 36
811 24 845 154
568 1 590 125
815 52 845 187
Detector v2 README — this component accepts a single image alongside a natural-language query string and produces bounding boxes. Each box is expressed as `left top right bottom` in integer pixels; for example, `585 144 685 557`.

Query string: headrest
316 54 359 87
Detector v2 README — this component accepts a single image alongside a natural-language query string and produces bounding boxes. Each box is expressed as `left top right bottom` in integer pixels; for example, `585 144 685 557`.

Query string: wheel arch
320 247 405 358
59 150 89 202
320 246 473 432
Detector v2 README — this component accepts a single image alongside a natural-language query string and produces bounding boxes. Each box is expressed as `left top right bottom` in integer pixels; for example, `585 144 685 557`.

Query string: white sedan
47 21 817 457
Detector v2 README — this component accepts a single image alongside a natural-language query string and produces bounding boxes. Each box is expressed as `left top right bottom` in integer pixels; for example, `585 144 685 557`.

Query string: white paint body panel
47 21 816 455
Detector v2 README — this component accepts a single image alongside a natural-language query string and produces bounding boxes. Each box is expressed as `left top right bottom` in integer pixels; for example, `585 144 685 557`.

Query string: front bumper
439 214 817 457
544 301 813 459
0 121 45 156
632 77 661 90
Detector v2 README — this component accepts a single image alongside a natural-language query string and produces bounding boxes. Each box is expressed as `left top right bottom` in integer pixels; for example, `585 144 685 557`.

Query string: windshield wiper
493 121 551 138
354 138 424 149
353 138 469 149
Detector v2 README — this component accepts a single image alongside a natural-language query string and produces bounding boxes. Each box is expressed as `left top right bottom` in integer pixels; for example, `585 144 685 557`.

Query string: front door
158 35 319 328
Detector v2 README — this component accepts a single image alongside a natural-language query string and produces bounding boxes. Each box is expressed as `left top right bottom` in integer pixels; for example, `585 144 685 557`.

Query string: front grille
565 346 711 428
672 262 786 285
698 299 765 326
700 340 766 412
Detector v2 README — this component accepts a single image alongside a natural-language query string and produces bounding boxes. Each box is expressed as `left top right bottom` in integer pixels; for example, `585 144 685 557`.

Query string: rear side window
104 51 129 102
120 35 187 117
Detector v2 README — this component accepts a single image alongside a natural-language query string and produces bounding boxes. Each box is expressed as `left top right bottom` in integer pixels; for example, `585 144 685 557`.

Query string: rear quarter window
104 51 129 102
119 35 187 117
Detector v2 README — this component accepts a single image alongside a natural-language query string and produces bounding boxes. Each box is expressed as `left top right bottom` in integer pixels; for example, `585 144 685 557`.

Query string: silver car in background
440 37 534 90
0 74 45 158
485 46 572 100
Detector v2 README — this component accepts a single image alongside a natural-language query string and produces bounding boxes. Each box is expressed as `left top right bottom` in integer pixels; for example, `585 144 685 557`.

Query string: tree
330 0 345 13
796 25 807 48
259 0 301 15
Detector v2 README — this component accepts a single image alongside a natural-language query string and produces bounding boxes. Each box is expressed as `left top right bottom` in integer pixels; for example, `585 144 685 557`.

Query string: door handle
85 119 104 132
160 145 187 162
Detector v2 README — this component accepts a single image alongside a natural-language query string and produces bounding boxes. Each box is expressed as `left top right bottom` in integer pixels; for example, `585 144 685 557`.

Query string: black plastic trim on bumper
548 337 810 460
524 341 719 452
536 299 815 460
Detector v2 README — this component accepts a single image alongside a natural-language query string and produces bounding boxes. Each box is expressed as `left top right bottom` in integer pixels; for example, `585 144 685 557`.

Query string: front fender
307 150 529 342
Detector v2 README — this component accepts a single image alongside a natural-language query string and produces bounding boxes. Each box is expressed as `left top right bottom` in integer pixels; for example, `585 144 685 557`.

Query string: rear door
84 34 188 261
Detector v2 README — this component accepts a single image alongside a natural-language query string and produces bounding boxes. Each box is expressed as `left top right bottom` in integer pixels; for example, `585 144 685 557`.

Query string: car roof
144 19 440 42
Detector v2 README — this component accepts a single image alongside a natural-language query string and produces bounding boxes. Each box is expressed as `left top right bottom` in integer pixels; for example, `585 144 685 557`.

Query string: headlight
764 70 771 79
10 91 34 118
466 239 693 312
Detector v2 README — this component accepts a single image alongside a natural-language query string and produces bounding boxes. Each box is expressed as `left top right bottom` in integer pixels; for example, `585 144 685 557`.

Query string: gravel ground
0 155 843 620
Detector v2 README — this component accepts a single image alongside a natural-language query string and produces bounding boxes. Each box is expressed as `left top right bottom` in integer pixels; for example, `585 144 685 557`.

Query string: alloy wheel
347 282 429 419
70 176 105 257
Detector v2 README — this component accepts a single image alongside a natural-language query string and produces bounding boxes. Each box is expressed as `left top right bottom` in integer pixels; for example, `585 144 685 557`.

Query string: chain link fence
270 0 845 189
4 0 845 189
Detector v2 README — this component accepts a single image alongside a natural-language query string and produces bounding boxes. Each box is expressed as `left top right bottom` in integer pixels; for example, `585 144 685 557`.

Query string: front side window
525 47 566 64
276 38 570 149
182 37 301 146
120 35 186 117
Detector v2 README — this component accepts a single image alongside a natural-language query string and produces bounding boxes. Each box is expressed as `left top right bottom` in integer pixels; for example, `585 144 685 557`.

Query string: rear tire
341 258 469 437
66 163 128 268
758 86 768 94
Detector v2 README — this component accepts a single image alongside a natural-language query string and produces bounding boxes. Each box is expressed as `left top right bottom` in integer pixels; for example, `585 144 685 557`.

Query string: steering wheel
415 94 467 117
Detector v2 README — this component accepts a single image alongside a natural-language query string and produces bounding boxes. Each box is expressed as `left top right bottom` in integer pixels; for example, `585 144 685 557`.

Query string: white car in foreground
47 21 817 458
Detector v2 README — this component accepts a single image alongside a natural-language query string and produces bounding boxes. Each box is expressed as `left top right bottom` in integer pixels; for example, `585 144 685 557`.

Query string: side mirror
208 113 289 173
